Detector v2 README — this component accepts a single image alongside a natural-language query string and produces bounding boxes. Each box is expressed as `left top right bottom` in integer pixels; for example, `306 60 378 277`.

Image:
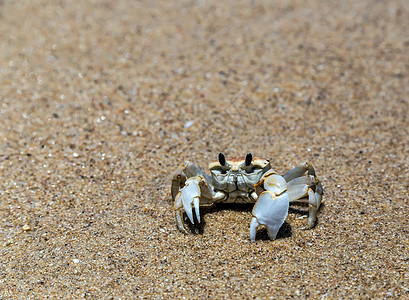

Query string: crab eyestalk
245 153 252 166
218 152 226 166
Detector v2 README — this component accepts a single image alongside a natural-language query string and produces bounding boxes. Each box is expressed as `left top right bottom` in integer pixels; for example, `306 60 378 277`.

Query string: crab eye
245 153 252 166
218 153 226 166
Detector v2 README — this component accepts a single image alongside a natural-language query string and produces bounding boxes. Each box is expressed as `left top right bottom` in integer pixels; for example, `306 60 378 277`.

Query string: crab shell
208 154 271 198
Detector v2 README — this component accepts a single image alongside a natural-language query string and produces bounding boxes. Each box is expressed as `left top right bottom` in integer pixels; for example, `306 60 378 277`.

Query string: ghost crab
172 153 323 241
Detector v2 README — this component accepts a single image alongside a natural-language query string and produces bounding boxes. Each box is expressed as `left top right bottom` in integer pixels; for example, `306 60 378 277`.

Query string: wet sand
1 0 408 298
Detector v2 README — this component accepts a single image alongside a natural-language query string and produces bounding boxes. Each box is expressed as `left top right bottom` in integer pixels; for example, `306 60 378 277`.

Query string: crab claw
182 178 201 224
174 177 202 233
250 191 289 241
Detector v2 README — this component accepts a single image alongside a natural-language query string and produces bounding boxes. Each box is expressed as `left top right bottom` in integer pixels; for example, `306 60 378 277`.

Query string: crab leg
171 164 187 201
287 175 315 187
287 184 309 201
282 162 315 182
285 166 323 229
305 182 323 228
171 161 209 201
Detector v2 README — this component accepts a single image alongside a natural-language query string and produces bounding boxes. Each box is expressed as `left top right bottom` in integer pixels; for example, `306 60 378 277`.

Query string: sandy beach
1 0 408 298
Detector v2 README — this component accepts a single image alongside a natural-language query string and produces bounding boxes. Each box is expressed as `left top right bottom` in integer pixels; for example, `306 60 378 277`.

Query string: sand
0 0 408 298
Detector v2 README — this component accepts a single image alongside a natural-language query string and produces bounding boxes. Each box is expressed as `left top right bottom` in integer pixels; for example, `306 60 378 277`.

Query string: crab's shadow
187 203 317 240
185 200 325 240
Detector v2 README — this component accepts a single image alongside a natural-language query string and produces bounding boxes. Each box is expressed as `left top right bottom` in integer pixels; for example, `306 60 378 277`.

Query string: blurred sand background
0 0 408 298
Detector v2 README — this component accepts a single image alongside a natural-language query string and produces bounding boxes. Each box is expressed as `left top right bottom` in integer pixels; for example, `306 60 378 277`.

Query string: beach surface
1 0 408 298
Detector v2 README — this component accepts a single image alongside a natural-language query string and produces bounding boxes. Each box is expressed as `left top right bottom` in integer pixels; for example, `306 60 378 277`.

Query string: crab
171 153 323 241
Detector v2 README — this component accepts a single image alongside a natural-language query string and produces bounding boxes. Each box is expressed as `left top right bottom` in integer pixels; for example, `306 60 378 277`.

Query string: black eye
245 153 252 166
218 153 226 166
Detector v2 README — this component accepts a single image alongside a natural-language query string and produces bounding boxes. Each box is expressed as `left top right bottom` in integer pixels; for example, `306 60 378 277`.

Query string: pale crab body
172 153 323 241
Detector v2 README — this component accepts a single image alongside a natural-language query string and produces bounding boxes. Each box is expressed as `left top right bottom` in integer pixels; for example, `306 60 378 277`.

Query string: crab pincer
250 173 289 241
250 191 289 241
174 176 203 233
181 178 202 224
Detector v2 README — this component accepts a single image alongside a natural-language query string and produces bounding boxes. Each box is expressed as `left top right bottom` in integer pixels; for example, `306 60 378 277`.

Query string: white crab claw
181 178 201 224
174 192 189 234
250 191 289 241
